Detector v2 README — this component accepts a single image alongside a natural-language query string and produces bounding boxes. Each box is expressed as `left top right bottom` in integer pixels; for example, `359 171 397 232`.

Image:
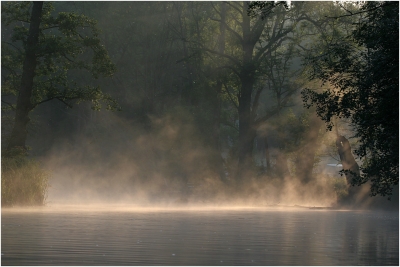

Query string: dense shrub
328 176 349 203
1 154 49 207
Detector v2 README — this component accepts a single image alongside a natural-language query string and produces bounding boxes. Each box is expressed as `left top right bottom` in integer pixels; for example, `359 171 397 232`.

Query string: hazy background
2 1 398 208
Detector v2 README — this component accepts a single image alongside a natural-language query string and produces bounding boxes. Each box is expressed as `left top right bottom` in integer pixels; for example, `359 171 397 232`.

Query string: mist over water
9 98 395 266
31 108 396 210
10 0 394 211
24 99 398 267
34 110 337 208
6 86 399 266
2 1 398 266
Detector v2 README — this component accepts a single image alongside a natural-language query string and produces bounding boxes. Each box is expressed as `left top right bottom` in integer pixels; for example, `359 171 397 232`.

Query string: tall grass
1 154 50 207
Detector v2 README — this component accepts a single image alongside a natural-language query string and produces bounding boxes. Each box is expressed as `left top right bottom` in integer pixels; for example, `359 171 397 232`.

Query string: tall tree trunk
7 1 43 153
212 2 227 153
237 2 256 170
238 75 256 171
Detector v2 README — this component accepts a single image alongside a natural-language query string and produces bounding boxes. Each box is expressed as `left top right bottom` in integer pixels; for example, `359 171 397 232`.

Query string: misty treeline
1 1 398 206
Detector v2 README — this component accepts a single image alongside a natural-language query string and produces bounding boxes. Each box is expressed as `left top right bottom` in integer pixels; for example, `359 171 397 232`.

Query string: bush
1 154 50 207
327 175 348 203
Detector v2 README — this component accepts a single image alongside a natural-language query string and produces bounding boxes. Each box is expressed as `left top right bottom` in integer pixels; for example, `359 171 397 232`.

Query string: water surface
2 206 398 265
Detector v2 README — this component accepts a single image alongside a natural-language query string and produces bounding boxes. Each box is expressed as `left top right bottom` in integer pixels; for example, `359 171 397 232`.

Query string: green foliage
248 1 291 19
1 1 119 112
1 151 50 206
4 2 391 205
271 109 307 152
301 2 399 197
327 175 348 202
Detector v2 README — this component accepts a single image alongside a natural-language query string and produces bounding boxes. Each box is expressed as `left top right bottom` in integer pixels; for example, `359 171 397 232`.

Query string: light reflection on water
1 207 398 265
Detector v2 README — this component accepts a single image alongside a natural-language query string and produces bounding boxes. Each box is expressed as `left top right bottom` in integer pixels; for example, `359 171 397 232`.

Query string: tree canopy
1 1 398 207
2 1 118 152
301 1 399 197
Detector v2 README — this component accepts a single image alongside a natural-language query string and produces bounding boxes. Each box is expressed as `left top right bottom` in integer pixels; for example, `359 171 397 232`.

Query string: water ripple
2 209 398 265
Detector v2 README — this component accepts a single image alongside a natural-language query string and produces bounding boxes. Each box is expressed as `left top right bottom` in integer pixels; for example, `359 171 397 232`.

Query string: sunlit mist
2 1 398 266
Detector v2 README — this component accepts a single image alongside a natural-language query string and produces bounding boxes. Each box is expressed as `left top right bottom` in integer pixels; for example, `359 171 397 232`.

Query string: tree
2 1 117 154
202 1 309 178
301 2 399 198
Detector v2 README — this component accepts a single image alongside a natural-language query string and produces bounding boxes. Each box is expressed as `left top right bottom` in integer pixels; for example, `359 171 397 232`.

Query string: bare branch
224 1 242 14
210 17 243 44
41 25 60 31
56 97 73 108
250 17 268 45
1 100 16 111
222 82 239 110
215 65 240 78
254 26 292 63
3 41 24 55
211 2 221 16
203 48 241 68
256 35 290 65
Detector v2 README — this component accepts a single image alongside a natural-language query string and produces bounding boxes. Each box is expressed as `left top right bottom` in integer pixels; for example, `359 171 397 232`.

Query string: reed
1 154 49 207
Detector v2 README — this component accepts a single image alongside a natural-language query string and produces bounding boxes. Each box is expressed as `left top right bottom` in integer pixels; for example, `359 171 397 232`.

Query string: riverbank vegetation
1 150 49 206
1 1 398 208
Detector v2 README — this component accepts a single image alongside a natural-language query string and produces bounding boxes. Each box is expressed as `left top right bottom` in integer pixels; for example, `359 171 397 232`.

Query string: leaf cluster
301 1 399 197
1 2 118 111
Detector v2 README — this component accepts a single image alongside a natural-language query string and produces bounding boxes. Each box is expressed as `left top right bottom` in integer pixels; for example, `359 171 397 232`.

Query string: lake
1 206 398 265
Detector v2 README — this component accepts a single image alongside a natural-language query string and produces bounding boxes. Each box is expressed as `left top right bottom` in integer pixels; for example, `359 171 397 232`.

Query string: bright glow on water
1 206 398 265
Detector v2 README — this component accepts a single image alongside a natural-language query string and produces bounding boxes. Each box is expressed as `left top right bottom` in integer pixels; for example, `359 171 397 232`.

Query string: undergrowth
327 175 349 203
2 153 50 207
